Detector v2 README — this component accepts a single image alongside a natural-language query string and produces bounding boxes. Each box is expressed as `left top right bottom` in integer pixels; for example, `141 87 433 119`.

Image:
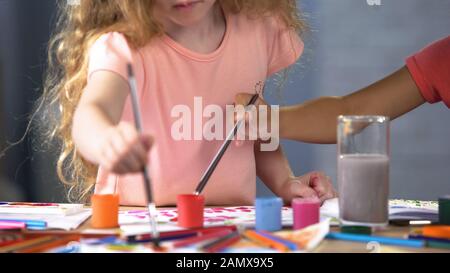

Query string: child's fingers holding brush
100 144 128 174
234 93 266 146
139 134 153 151
107 135 140 173
116 122 154 173
235 93 263 107
118 122 152 165
109 123 143 173
235 93 271 135
98 122 152 174
96 125 122 172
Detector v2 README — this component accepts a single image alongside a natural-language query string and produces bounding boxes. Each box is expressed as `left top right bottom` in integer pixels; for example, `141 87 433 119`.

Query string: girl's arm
253 142 336 204
72 71 152 174
280 66 425 143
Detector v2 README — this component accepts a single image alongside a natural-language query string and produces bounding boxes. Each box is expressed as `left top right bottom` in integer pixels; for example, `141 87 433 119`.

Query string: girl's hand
281 172 338 204
96 122 153 174
234 93 272 146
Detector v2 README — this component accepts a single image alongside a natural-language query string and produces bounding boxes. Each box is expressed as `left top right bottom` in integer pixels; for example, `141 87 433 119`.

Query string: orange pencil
243 230 289 252
422 226 450 240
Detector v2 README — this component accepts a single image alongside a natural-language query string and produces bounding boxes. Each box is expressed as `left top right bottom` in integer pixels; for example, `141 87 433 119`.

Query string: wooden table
22 206 450 253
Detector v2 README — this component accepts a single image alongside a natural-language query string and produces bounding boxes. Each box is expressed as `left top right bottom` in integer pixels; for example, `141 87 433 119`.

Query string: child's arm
236 66 424 144
72 71 152 174
253 142 336 204
281 36 450 143
279 66 424 143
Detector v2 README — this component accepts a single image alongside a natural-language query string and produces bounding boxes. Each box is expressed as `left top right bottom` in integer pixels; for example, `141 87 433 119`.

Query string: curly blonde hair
40 0 306 202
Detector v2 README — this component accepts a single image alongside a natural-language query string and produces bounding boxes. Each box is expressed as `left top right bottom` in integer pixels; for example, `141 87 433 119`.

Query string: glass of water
337 116 390 227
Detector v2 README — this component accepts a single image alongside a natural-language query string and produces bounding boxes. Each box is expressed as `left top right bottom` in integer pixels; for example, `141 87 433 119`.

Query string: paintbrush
127 64 160 247
194 93 260 195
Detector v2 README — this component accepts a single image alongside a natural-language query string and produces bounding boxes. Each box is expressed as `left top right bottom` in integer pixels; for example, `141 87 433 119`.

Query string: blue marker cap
255 197 283 232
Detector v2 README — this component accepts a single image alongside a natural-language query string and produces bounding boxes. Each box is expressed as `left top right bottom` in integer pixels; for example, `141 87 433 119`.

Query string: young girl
42 0 336 206
236 35 450 143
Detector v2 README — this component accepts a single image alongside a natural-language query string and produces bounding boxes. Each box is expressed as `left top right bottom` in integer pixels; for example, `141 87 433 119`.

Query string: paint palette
389 199 438 210
120 206 293 225
118 206 295 236
319 198 439 222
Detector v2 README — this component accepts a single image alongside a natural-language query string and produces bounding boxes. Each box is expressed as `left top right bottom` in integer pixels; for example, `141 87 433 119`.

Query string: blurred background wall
0 0 61 202
0 0 449 203
262 0 450 200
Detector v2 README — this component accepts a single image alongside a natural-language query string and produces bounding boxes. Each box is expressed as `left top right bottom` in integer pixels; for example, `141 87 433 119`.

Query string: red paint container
177 194 205 228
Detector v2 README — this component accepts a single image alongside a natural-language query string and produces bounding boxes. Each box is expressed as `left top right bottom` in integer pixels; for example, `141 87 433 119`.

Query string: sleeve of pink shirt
87 32 145 91
406 36 450 108
264 17 305 77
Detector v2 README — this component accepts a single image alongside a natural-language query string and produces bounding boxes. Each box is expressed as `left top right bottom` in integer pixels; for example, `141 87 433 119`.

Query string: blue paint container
255 197 283 232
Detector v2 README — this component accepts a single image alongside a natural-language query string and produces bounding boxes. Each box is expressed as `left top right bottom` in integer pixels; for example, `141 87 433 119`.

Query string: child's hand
234 93 271 146
96 122 153 174
282 172 337 204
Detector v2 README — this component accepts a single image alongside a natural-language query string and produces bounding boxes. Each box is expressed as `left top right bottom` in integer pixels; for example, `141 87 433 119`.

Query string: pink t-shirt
88 12 304 206
406 35 450 108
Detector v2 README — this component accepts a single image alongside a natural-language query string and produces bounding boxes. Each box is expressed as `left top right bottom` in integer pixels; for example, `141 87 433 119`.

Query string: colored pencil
243 230 289 252
426 241 450 250
0 221 26 229
129 233 197 244
422 226 450 240
409 234 450 243
201 231 241 253
174 229 232 248
256 231 298 251
409 234 450 250
125 225 236 242
326 232 425 248
0 219 47 228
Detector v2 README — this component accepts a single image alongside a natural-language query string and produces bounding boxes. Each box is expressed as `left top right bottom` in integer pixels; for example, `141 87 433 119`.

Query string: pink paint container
292 197 320 230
